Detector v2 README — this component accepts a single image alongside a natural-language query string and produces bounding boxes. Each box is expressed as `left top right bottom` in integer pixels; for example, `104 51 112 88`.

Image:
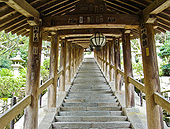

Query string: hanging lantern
90 32 106 51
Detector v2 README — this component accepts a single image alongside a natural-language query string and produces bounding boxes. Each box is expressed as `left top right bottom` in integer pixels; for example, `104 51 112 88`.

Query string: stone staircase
52 58 132 129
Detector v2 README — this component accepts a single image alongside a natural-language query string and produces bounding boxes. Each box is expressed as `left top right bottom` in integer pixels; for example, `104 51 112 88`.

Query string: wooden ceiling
0 0 169 48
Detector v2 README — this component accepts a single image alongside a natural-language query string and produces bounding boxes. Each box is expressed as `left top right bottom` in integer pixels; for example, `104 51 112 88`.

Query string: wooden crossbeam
2 0 40 18
57 28 122 35
143 0 170 21
43 13 139 30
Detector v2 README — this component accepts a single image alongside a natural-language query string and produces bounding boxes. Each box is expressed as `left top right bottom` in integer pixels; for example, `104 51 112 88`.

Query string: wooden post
71 44 75 78
105 45 107 77
24 26 42 129
48 34 59 108
60 39 67 91
139 23 163 129
107 42 110 80
109 40 114 81
122 31 135 107
102 47 105 72
68 43 72 83
114 38 122 91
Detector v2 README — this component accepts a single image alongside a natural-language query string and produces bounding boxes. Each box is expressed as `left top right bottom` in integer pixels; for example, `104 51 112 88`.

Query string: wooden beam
43 13 139 30
104 0 138 14
3 0 39 18
144 0 170 16
58 28 122 36
45 0 79 16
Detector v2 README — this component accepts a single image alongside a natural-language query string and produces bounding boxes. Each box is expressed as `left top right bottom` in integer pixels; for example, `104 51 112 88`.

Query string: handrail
128 76 145 93
38 78 54 95
0 95 31 129
117 68 124 77
97 56 170 114
154 92 170 113
57 69 63 78
161 90 170 94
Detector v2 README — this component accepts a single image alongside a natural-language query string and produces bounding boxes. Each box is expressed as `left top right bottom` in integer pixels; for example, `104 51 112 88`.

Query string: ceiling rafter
0 16 25 32
40 0 71 13
12 24 29 34
157 13 170 23
45 0 79 16
51 5 76 16
0 0 43 28
110 0 141 11
157 18 170 27
106 4 128 14
104 0 137 14
2 0 40 18
158 23 170 31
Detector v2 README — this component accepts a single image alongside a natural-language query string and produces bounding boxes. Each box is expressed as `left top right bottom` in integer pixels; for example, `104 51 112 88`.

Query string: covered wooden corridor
0 0 170 129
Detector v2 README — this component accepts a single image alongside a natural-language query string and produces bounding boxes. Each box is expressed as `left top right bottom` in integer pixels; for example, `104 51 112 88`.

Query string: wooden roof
0 0 169 47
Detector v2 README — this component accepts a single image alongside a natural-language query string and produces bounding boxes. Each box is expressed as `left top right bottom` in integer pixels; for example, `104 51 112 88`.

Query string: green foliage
41 59 50 82
0 68 26 98
132 62 143 77
0 68 13 77
0 55 12 69
161 64 170 76
157 32 170 76
43 59 50 69
0 76 25 98
0 31 29 68
158 42 170 59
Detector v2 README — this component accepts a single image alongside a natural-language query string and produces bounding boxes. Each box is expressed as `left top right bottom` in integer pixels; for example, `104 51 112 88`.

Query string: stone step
62 102 119 107
71 85 109 88
70 89 111 92
68 91 113 94
65 95 116 99
67 94 114 97
60 106 121 111
58 111 123 116
64 99 117 103
52 122 131 128
55 116 128 122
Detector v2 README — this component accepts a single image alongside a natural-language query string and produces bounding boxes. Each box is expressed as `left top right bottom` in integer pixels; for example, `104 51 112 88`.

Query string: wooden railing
0 69 63 129
0 96 31 129
97 56 170 113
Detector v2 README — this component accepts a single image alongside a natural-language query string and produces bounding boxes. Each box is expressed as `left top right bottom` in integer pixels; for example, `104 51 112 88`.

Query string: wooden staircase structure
0 0 170 129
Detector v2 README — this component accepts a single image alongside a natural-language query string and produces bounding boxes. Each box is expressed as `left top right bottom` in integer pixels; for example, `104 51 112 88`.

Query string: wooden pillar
107 42 110 80
139 23 162 129
105 45 107 77
68 43 72 83
48 34 59 108
71 44 75 77
114 38 122 91
122 31 135 107
102 47 105 72
24 26 42 129
60 39 67 91
109 41 113 81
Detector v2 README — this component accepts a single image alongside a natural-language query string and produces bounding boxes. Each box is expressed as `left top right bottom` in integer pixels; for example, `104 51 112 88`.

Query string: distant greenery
0 31 50 98
157 32 170 76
